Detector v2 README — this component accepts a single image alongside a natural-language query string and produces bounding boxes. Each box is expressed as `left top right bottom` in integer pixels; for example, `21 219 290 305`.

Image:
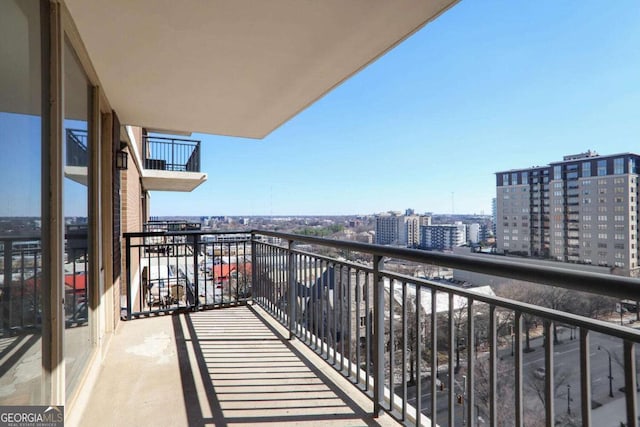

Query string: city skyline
147 0 640 217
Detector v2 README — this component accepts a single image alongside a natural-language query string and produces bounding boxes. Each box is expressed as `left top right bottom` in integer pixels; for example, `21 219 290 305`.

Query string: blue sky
151 0 640 217
3 1 638 218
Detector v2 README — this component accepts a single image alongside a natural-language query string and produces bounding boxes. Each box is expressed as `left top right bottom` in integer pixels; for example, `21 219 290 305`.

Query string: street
396 326 638 426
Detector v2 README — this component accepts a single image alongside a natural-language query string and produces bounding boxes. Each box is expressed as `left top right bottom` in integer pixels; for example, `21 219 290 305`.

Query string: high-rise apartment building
375 212 404 245
420 222 467 250
491 198 497 237
496 151 640 275
467 223 480 244
405 215 421 248
375 212 426 247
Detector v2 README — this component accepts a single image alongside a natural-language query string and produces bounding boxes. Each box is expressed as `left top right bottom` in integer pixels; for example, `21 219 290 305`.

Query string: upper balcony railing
123 228 640 427
66 128 88 167
143 135 201 172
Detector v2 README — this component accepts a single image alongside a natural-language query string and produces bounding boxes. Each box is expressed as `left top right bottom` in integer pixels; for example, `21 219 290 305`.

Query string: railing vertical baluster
416 285 422 425
580 327 591 427
287 240 295 340
242 240 247 302
489 305 497 426
356 272 361 385
544 320 555 426
448 292 455 427
251 234 257 305
431 288 437 425
340 265 345 372
624 340 637 427
372 255 385 416
298 254 302 336
467 299 475 427
402 281 408 421
389 279 395 412
313 257 318 350
321 260 327 357
332 262 337 365
228 242 232 306
365 272 371 390
272 245 277 314
235 241 239 303
125 235 132 320
20 250 25 327
346 266 351 376
267 244 271 310
515 311 524 427
2 239 11 330
192 233 199 310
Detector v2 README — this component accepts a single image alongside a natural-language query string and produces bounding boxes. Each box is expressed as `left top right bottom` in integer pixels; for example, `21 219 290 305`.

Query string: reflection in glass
64 38 91 396
0 0 43 405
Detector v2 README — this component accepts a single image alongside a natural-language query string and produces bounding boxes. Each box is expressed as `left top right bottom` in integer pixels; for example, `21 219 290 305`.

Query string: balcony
106 230 640 426
79 305 400 426
65 128 89 185
140 135 207 192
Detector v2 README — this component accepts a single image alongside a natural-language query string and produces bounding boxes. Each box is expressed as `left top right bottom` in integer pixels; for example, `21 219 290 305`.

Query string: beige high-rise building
496 151 640 276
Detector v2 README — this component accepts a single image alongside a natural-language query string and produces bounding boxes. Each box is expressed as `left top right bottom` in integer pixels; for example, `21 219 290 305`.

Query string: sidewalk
591 390 639 427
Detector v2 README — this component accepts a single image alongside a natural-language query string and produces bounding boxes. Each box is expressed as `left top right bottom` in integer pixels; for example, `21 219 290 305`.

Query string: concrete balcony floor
77 305 400 426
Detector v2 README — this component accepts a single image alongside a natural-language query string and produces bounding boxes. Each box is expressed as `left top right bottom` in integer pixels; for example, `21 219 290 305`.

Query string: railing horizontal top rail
253 230 640 301
122 228 640 301
123 230 251 239
143 135 200 144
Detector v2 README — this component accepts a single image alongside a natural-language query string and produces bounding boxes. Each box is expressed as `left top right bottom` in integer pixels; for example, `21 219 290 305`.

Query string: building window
554 165 562 180
0 0 44 405
597 160 607 176
614 157 624 175
582 162 591 177
512 172 518 185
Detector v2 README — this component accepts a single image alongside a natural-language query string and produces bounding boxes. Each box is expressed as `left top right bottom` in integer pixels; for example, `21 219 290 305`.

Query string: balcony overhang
63 0 459 139
141 170 208 192
64 166 87 186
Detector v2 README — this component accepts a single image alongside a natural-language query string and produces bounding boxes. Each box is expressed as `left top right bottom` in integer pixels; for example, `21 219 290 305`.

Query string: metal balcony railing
66 128 88 167
143 135 201 172
123 229 640 427
1 232 89 333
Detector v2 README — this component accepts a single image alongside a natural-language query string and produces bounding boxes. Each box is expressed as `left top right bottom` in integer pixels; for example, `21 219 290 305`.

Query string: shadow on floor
172 305 394 426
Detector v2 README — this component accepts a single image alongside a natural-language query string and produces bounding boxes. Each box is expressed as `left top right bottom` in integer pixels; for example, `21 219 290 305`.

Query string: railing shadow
0 333 40 379
172 306 392 426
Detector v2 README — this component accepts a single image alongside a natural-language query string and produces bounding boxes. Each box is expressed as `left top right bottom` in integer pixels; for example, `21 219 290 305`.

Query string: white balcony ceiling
65 0 458 139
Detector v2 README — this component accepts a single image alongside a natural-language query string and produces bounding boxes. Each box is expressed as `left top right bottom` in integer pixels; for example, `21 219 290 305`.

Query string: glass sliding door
0 0 44 405
63 38 92 397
